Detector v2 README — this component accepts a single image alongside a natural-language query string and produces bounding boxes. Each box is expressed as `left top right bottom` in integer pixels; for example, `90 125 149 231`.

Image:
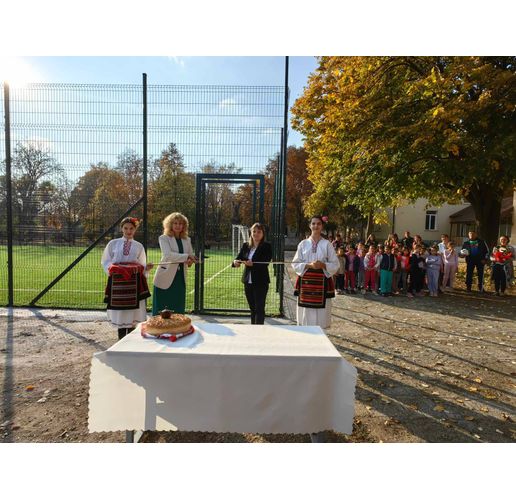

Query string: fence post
142 73 148 252
3 81 13 307
279 56 289 315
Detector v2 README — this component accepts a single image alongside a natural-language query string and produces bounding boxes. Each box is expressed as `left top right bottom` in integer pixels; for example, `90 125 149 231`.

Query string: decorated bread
144 309 192 335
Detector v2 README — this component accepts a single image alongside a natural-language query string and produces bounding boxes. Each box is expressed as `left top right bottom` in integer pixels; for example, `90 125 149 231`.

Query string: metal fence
1 71 288 314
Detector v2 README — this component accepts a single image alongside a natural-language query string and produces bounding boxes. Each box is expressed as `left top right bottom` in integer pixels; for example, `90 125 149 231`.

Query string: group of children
335 239 460 298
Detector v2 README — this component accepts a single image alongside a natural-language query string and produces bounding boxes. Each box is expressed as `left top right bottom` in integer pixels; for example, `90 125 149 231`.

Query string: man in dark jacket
401 231 414 250
460 231 490 292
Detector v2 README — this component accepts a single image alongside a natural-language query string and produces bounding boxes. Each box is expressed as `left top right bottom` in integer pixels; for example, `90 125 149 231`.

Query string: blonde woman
152 212 197 315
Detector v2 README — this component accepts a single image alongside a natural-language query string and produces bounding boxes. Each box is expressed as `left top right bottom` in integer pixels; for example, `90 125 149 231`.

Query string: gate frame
194 173 266 314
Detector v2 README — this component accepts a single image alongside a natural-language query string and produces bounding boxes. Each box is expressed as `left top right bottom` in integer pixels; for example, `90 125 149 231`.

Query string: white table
88 323 357 438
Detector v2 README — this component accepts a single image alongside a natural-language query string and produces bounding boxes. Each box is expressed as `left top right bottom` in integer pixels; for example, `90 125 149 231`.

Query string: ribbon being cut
104 263 151 310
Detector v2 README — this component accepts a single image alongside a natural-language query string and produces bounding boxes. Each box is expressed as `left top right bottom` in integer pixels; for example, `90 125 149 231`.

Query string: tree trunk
466 185 502 249
365 212 374 238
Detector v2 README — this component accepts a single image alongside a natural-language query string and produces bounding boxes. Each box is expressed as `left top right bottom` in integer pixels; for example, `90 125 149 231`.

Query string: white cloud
167 56 186 68
23 136 54 152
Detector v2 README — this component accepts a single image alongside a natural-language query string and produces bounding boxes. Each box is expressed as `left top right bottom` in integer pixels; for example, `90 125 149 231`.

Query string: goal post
232 224 250 257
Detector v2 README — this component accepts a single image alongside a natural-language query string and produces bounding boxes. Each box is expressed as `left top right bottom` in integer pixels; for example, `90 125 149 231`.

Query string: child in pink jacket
363 245 380 294
441 241 459 291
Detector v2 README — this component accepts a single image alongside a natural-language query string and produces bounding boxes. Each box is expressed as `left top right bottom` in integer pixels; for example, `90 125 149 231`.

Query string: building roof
449 196 513 223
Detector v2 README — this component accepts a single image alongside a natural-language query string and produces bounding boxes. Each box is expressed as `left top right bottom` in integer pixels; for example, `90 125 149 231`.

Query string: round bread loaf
144 312 192 335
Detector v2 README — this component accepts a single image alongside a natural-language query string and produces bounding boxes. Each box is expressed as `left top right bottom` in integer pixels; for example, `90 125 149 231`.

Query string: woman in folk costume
101 217 153 340
292 215 340 328
152 212 197 315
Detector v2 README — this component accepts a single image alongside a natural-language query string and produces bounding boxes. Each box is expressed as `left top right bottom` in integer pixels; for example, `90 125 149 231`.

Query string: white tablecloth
88 323 357 434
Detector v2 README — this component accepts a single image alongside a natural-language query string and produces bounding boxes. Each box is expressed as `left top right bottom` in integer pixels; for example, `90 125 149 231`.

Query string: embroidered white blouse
292 238 340 278
101 237 147 275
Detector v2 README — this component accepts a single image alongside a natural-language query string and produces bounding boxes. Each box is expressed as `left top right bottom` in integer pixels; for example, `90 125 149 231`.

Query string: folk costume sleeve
323 240 340 277
292 240 309 277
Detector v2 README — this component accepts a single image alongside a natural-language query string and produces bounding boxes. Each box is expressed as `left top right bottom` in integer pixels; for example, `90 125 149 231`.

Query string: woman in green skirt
152 212 197 314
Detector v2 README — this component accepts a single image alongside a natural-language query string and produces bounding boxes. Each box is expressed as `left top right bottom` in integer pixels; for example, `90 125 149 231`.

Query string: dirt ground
1 266 515 443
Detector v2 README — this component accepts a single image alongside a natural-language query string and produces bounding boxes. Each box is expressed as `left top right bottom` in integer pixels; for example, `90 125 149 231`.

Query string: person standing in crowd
413 234 424 250
408 245 425 297
437 234 450 291
401 231 414 250
362 244 379 294
101 217 153 340
356 242 366 291
438 234 450 254
441 241 459 291
490 235 514 296
426 246 443 297
152 212 197 315
391 246 402 294
376 244 385 291
365 234 377 247
460 230 490 293
233 222 272 324
344 245 360 294
333 233 344 251
379 245 397 297
292 216 340 328
399 247 411 295
498 235 515 288
336 247 346 294
438 234 451 289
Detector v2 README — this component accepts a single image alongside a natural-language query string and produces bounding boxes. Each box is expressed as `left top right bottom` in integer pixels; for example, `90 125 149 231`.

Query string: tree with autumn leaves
291 56 516 247
234 146 313 237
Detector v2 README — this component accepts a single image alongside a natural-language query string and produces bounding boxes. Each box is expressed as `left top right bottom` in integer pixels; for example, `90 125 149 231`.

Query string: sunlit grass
0 245 282 314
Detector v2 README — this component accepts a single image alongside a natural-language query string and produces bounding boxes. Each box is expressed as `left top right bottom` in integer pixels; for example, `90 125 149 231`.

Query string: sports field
0 245 282 314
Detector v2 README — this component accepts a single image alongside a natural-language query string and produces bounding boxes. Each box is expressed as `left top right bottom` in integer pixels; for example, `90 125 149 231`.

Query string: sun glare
0 57 40 86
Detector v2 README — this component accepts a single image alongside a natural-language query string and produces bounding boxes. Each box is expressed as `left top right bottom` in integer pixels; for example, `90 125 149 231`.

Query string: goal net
232 224 250 257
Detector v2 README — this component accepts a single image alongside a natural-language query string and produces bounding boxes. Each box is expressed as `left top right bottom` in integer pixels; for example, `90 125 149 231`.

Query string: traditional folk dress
292 237 340 329
101 237 151 329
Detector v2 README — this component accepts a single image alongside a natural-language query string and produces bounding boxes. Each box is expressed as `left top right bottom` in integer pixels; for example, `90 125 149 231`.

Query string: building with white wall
373 194 514 246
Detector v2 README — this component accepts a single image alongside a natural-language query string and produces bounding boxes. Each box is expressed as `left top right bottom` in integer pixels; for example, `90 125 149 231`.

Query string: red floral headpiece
130 217 139 225
322 216 329 223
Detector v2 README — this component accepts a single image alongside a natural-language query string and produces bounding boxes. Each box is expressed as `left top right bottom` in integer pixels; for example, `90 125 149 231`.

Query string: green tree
116 149 144 205
292 56 516 247
148 143 195 243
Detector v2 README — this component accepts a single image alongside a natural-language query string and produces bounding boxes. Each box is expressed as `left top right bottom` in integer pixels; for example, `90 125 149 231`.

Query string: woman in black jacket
232 222 272 324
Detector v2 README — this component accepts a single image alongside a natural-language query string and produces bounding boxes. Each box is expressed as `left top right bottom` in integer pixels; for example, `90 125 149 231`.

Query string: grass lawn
0 245 282 314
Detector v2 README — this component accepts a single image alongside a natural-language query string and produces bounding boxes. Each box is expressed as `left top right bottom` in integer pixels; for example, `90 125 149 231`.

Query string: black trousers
492 264 507 292
244 282 269 325
466 260 485 290
408 269 423 293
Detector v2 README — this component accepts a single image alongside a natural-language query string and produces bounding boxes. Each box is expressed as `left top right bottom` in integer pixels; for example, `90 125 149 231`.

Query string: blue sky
1 56 318 147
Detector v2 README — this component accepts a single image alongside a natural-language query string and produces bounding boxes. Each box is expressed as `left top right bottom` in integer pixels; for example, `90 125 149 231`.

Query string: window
425 210 437 231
